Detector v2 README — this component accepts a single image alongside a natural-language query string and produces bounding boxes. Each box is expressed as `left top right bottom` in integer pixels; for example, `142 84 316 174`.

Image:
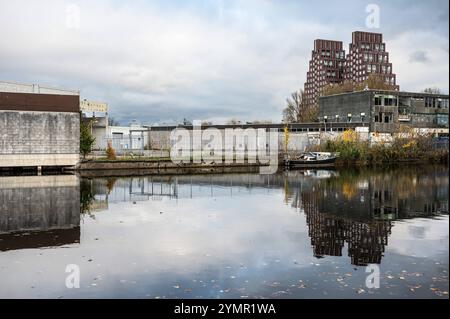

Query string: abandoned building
319 89 449 135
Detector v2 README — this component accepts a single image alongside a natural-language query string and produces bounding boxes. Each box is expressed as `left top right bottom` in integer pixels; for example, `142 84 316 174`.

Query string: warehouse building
0 81 80 171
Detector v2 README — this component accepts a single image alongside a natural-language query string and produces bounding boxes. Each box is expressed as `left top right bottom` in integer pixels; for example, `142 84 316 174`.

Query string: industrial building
0 81 80 171
319 89 449 135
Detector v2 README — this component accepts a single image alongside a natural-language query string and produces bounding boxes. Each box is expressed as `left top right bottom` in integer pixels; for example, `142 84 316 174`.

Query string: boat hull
285 157 337 168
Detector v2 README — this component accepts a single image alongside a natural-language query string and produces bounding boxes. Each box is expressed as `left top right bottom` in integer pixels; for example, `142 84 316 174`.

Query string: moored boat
284 152 338 168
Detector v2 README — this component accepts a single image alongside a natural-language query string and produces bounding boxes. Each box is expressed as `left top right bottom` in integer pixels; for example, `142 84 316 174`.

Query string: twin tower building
303 31 398 107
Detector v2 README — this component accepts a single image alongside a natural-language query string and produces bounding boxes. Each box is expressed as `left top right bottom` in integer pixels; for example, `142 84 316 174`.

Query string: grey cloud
409 50 429 63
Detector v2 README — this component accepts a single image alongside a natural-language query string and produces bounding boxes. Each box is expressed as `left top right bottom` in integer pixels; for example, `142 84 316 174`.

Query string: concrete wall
319 91 372 123
319 90 449 134
0 111 80 167
148 129 369 154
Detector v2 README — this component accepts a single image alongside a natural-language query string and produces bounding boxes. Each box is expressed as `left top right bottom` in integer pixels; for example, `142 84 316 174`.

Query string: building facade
304 40 346 107
319 90 449 135
344 31 398 89
303 31 399 108
0 81 80 170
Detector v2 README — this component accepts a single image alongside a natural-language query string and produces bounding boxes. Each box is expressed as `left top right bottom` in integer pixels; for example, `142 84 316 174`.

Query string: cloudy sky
0 0 448 125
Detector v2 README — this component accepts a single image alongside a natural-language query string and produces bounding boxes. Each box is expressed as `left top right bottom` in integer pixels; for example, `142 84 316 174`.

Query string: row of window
363 53 388 63
374 112 394 124
321 60 345 68
280 127 353 132
320 51 346 59
425 97 449 109
366 64 392 74
357 43 385 52
375 96 398 106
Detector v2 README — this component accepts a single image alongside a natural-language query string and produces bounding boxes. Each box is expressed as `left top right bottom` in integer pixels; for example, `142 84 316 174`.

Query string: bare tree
423 87 441 94
108 117 120 126
282 89 318 123
227 118 241 125
322 74 399 97
282 90 303 123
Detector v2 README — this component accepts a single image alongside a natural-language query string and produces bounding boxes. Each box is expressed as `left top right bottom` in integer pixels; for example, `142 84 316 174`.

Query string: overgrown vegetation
313 128 448 165
322 74 398 97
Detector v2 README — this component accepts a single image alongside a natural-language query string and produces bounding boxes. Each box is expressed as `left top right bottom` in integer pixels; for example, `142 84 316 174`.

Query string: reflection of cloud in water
408 225 427 239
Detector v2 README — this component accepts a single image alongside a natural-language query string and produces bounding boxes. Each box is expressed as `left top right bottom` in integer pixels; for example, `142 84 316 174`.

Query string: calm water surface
0 166 448 299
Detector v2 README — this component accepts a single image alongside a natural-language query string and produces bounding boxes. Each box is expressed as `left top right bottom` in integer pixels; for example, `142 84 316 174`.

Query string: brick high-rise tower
303 39 346 107
344 31 399 89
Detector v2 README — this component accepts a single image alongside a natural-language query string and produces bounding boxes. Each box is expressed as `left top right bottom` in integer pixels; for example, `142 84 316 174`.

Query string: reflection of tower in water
302 191 392 267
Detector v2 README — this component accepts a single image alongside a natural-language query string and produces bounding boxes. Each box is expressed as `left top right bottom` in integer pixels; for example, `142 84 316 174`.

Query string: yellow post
284 126 290 154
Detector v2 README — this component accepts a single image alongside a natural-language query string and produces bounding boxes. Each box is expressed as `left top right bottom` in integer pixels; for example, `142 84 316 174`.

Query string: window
375 96 382 105
425 97 434 108
385 97 394 106
437 114 449 126
384 113 393 123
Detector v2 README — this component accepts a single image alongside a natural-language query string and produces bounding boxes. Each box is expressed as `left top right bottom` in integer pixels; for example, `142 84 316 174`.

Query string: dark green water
0 165 448 299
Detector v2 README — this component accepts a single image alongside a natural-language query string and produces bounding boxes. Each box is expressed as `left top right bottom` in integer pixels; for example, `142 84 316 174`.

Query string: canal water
0 165 448 299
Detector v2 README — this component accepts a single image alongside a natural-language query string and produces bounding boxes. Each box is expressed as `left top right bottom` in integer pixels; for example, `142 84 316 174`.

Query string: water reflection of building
302 191 392 266
291 166 449 266
0 175 80 251
79 167 448 267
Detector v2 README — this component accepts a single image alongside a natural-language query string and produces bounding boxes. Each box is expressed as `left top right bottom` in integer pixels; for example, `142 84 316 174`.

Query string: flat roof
319 89 450 99
0 81 79 96
149 122 364 131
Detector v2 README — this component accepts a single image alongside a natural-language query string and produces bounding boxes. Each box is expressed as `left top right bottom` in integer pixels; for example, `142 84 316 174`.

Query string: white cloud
389 31 449 92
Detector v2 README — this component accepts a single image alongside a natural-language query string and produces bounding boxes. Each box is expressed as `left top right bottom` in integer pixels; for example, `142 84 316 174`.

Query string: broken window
384 113 393 123
375 96 382 105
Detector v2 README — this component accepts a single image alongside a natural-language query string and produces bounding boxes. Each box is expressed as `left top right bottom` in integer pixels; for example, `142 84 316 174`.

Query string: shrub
80 121 96 158
106 140 117 160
